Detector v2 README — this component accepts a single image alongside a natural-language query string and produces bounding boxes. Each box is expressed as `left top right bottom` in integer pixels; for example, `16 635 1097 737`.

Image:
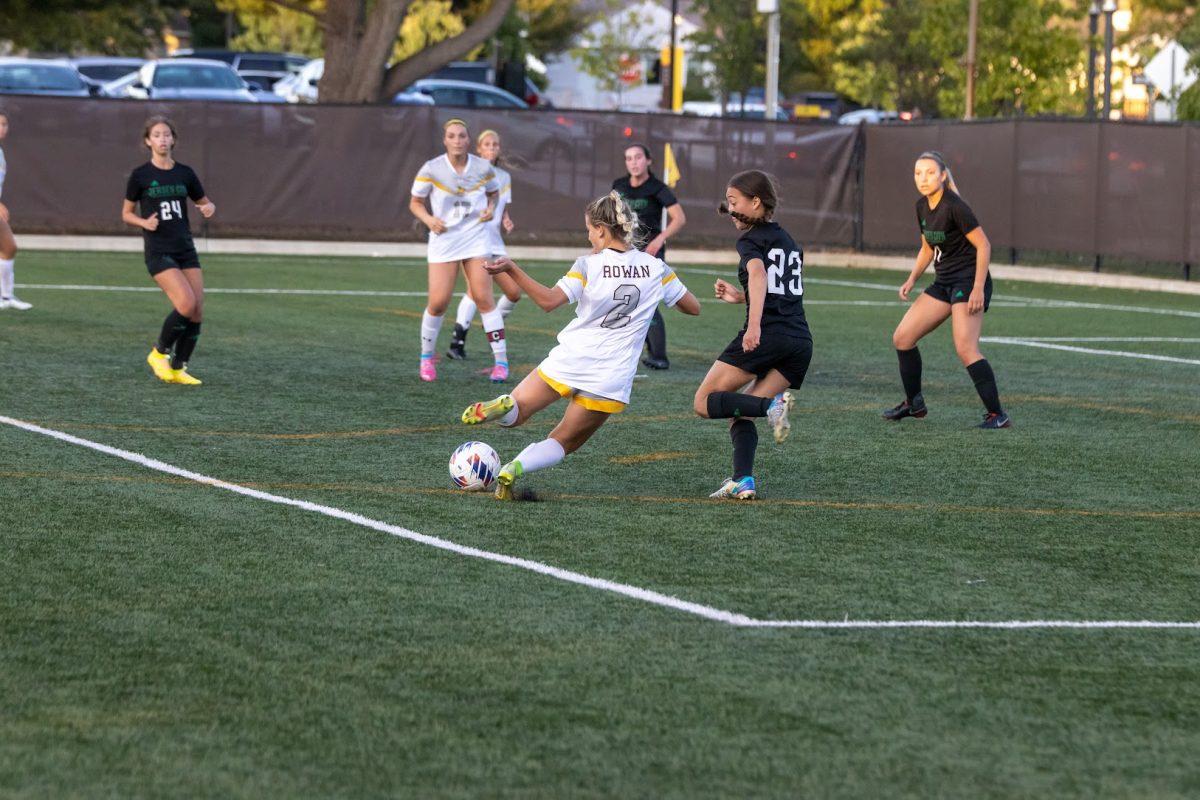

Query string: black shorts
146 247 201 276
924 273 993 311
717 329 813 389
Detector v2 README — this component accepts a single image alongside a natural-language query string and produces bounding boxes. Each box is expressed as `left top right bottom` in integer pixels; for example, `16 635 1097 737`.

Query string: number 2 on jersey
600 284 641 329
158 200 183 221
766 248 803 296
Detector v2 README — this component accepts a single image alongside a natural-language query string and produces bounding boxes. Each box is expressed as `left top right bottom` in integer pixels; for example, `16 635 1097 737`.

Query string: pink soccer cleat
489 362 509 383
420 356 437 382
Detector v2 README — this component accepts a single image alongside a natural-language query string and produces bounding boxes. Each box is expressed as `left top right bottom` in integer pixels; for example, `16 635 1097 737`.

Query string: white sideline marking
20 284 431 298
675 270 1200 319
3 414 1198 632
982 337 1200 366
994 337 1200 344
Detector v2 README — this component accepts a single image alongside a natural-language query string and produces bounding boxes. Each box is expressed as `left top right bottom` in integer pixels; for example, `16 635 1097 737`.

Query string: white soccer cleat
0 296 32 310
767 391 793 444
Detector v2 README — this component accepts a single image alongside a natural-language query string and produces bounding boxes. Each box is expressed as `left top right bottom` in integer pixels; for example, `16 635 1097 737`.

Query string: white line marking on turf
20 284 432 297
982 338 1200 366
3 414 1198 632
993 337 1200 344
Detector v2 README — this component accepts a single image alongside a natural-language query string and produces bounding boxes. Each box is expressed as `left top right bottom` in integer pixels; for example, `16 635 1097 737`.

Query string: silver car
109 59 276 103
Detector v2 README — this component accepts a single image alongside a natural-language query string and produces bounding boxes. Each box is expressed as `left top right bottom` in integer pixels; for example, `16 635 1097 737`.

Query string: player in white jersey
409 119 514 383
0 111 31 311
447 129 522 360
459 190 701 500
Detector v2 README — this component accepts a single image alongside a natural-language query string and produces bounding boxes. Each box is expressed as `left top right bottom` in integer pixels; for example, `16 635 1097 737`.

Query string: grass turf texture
2 251 1199 798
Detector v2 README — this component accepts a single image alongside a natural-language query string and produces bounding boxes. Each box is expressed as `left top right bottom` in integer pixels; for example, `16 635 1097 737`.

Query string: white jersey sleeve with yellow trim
539 248 690 404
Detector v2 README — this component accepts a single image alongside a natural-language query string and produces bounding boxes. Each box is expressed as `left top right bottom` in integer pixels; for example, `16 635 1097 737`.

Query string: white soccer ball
449 441 501 491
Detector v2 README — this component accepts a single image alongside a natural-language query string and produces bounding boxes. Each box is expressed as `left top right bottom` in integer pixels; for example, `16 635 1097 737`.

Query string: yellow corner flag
663 143 681 188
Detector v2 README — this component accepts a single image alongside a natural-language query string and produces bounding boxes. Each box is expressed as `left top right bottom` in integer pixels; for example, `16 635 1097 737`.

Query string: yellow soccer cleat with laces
462 394 514 425
169 367 202 386
147 348 175 383
493 460 522 501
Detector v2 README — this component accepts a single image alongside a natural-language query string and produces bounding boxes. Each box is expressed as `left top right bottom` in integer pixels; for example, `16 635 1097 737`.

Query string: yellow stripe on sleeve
565 271 588 287
661 272 678 286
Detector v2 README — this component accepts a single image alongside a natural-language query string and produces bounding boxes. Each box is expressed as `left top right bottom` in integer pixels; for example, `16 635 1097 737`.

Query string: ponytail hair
586 190 644 248
917 150 960 196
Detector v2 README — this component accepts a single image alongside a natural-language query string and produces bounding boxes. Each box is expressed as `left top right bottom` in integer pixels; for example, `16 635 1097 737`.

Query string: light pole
758 0 780 120
1085 1 1100 118
965 0 978 119
1101 0 1116 119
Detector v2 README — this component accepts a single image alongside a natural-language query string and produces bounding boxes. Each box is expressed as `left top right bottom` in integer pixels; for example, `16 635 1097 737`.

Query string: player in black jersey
693 170 810 500
122 117 216 386
883 151 1010 429
612 143 687 369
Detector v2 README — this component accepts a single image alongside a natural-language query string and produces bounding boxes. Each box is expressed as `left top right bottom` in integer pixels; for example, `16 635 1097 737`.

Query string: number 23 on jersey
765 248 803 296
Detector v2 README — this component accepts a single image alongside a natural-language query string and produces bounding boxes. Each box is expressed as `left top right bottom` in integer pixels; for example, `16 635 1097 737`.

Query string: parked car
108 59 273 103
837 108 914 125
430 61 547 107
0 58 96 98
273 57 322 103
71 56 146 87
395 79 528 109
171 49 309 90
681 100 789 121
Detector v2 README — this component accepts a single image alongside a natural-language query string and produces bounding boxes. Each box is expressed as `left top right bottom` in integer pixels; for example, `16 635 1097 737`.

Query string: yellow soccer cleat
147 348 175 383
169 367 202 386
493 460 522 501
462 394 514 425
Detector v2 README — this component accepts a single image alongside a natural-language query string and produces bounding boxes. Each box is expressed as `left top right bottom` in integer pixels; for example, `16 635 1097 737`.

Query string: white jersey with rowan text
539 248 688 404
410 153 499 262
483 164 512 256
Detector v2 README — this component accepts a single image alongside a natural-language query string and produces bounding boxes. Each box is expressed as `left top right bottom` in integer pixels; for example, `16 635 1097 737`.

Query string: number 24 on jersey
158 200 183 221
766 248 803 296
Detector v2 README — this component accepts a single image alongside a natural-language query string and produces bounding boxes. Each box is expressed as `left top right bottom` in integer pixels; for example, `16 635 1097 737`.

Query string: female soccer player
448 128 521 360
883 150 1010 429
122 116 215 385
410 119 511 383
460 190 700 500
694 170 808 500
612 143 687 370
0 110 31 311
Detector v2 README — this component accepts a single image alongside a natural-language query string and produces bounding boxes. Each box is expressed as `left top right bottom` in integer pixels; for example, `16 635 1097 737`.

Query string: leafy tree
570 0 656 105
0 0 165 55
241 0 514 102
687 0 764 109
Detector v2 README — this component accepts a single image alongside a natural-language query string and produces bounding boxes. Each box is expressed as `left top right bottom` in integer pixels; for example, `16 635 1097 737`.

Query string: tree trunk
306 0 517 103
380 0 516 99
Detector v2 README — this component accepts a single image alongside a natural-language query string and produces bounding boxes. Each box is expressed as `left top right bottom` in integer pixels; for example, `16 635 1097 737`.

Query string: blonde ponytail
587 191 644 248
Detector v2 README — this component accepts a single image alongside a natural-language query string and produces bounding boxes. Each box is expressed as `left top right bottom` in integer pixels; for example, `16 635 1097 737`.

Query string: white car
274 58 322 103
106 59 271 103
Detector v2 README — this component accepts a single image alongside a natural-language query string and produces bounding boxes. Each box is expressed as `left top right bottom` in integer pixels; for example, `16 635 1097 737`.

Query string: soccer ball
449 441 500 491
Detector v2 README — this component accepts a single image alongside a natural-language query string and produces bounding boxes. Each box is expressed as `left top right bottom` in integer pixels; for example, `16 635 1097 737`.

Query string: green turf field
2 250 1198 798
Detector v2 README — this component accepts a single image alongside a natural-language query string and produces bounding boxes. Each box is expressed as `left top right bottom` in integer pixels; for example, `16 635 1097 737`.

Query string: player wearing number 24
122 116 216 386
459 190 700 500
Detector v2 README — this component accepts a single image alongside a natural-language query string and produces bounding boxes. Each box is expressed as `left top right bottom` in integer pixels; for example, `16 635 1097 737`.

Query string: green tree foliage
0 0 165 55
832 0 1083 118
1178 81 1200 120
687 0 763 106
570 0 656 104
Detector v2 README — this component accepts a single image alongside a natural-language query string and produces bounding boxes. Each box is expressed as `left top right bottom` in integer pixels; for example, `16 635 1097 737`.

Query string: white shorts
537 344 635 410
485 226 506 257
428 224 490 264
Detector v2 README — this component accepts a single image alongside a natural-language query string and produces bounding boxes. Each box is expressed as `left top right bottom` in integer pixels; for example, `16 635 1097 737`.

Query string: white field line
994 337 1200 344
982 337 1200 366
15 283 1041 309
3 414 1198 632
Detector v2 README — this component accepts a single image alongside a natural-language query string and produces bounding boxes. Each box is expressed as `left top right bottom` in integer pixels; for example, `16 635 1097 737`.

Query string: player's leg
884 293 951 419
495 270 521 312
495 400 610 500
950 299 1010 428
166 267 205 384
448 291 477 360
149 267 199 383
462 367 560 427
421 261 458 381
693 360 768 499
0 216 29 310
463 257 508 381
641 307 669 369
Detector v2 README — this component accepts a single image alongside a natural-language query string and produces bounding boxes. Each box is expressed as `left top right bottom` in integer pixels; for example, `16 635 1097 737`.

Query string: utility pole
1086 2 1100 118
1102 0 1116 119
964 0 979 119
759 0 780 120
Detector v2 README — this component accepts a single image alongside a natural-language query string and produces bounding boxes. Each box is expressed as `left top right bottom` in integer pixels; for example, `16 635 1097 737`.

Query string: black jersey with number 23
125 162 205 254
736 221 808 338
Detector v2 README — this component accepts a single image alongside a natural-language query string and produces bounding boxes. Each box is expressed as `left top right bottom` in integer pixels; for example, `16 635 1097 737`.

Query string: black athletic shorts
924 272 992 311
146 247 201 276
717 329 813 389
